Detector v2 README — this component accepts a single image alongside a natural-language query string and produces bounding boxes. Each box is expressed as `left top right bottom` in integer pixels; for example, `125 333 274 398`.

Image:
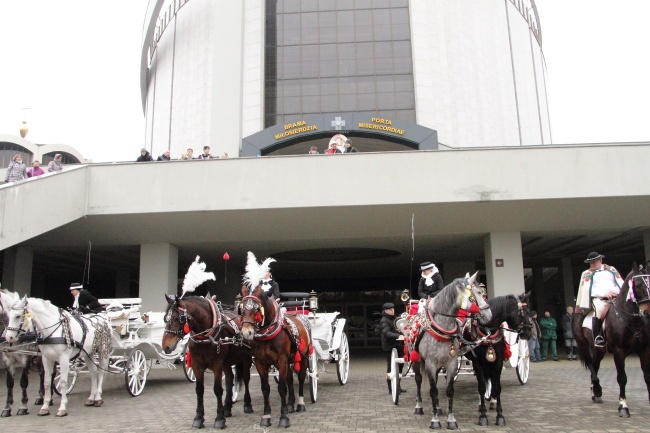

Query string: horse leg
2 365 15 417
295 354 308 412
444 358 458 430
38 358 55 416
413 361 424 415
54 355 71 417
473 364 488 426
84 354 100 407
213 367 226 429
222 365 234 418
428 367 442 429
34 358 46 406
640 347 650 404
17 366 30 415
590 351 604 404
492 365 505 426
257 367 273 427
192 368 206 428
613 349 630 417
242 362 254 413
285 361 296 413
277 361 291 428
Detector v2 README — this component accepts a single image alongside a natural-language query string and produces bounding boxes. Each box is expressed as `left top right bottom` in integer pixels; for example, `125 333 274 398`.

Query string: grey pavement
0 349 649 433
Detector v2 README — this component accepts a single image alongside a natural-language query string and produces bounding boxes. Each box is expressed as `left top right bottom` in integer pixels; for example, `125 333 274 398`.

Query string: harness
242 294 285 340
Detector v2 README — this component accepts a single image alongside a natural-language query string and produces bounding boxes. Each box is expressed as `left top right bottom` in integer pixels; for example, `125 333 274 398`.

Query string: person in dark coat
69 283 104 313
561 306 577 360
417 261 444 299
260 271 280 299
136 148 154 162
380 303 405 393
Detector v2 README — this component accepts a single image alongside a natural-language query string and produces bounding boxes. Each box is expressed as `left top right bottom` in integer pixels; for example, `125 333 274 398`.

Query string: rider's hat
382 302 395 310
419 261 434 271
584 252 605 263
69 283 83 291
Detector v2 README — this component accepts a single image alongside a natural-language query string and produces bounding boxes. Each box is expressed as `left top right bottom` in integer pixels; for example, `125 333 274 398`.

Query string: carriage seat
98 298 142 336
279 293 310 314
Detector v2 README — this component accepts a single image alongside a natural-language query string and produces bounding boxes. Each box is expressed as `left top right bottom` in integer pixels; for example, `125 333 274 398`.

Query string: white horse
4 296 112 417
0 289 47 416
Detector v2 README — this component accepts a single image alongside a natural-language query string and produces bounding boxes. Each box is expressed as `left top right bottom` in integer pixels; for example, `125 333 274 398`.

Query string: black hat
420 261 434 271
584 252 605 263
69 283 83 291
382 302 395 310
530 310 537 317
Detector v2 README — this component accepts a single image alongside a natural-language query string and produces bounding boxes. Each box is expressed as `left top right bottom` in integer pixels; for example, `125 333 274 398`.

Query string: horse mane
430 277 465 315
483 295 513 326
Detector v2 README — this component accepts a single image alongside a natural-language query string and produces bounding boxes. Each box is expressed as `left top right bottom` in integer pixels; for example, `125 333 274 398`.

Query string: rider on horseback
575 252 624 347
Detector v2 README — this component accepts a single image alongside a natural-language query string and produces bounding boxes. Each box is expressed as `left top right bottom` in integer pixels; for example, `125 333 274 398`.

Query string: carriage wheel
390 348 400 405
52 361 79 396
183 360 196 383
126 349 147 396
231 365 240 403
309 352 318 403
336 332 350 385
484 378 492 400
516 339 530 384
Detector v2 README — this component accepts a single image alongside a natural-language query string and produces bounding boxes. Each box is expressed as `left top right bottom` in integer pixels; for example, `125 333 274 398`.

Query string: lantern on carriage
309 290 319 312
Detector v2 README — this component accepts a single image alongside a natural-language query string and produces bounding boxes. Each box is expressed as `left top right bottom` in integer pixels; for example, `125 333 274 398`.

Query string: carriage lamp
400 289 410 303
309 290 319 312
234 293 242 313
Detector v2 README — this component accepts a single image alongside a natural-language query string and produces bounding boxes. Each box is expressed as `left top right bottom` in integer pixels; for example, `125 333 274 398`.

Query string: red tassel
183 323 191 334
469 303 481 314
294 351 302 371
403 354 409 362
410 351 420 363
504 341 512 361
184 351 192 368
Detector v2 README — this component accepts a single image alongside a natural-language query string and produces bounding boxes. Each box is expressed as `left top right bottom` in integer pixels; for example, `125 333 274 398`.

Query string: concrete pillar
116 269 131 298
532 266 545 313
139 243 178 312
483 232 524 298
1 246 33 296
443 261 476 284
643 229 650 264
560 257 576 308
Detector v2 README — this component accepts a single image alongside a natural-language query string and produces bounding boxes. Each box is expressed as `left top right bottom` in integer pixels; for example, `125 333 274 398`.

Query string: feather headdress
181 256 215 298
242 251 276 291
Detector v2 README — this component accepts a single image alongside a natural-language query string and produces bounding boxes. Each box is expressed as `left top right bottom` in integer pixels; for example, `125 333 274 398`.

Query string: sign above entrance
241 113 438 157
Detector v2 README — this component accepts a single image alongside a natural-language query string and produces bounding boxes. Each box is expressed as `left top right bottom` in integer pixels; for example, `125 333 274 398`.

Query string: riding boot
566 346 572 360
592 318 604 347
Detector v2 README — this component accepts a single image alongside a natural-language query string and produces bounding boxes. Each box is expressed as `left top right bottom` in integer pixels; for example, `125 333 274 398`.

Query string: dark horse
162 294 254 429
464 292 532 426
572 263 650 417
239 253 311 428
0 289 48 417
404 272 493 429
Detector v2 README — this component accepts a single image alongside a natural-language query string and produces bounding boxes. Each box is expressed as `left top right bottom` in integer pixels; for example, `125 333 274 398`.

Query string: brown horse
162 294 254 429
240 281 311 428
572 263 650 417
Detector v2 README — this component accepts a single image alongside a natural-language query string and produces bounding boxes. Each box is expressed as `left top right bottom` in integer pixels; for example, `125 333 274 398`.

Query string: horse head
162 294 187 354
512 291 533 340
626 262 650 315
466 272 493 325
3 295 28 344
240 283 276 341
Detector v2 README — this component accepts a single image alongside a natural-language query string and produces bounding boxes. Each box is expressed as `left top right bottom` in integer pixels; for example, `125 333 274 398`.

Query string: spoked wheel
183 359 196 382
52 360 80 396
126 349 147 396
336 332 350 385
516 339 530 384
390 348 400 405
308 352 318 403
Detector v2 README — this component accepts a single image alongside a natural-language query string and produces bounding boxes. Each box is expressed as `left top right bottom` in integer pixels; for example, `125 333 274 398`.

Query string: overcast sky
0 1 648 163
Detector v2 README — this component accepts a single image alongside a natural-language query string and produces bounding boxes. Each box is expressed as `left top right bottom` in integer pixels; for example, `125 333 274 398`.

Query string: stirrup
594 335 605 347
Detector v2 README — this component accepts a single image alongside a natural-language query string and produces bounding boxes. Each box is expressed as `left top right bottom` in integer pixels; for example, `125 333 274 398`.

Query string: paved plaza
0 349 649 433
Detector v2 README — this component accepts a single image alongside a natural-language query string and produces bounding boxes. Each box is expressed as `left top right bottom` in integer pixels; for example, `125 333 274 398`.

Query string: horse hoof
414 408 424 415
618 407 630 417
1 409 11 417
94 400 104 407
223 408 232 418
286 404 295 413
296 404 306 412
85 399 95 407
214 419 226 429
430 420 442 429
496 416 506 426
34 398 44 405
192 418 205 429
260 417 272 427
447 421 458 430
56 410 67 417
478 416 488 426
17 408 29 416
38 409 50 416
244 404 254 413
278 416 291 428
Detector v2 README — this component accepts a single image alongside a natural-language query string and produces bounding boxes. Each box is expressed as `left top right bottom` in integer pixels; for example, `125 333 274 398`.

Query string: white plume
181 256 215 298
243 251 275 290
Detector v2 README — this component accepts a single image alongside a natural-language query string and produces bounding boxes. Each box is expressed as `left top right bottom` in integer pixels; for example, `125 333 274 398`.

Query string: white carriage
277 292 350 403
54 298 190 397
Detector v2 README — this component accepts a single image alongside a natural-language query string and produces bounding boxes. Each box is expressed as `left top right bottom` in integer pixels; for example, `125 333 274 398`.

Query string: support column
561 257 576 308
643 230 650 264
139 243 178 312
532 266 545 313
1 246 33 296
483 232 524 298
